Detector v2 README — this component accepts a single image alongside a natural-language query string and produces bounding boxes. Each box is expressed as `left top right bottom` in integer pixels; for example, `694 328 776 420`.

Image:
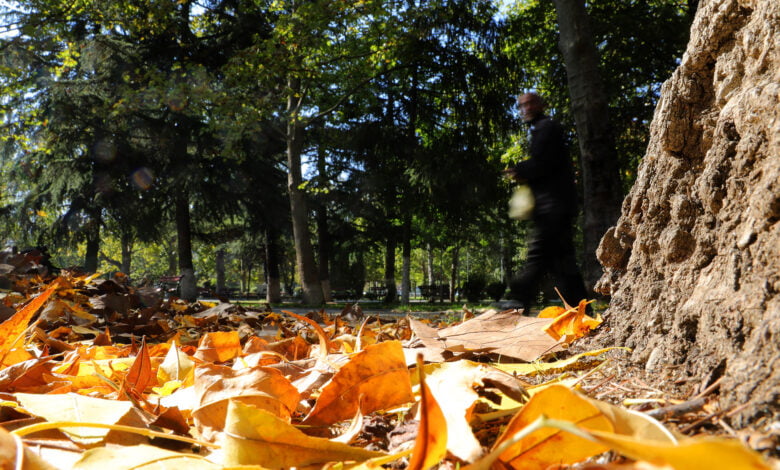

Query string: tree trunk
551 0 624 294
175 191 197 302
216 248 226 296
400 217 411 304
449 245 459 303
286 78 323 305
316 148 333 302
594 0 779 428
384 236 397 303
426 244 435 285
120 231 132 275
84 226 100 273
265 228 282 304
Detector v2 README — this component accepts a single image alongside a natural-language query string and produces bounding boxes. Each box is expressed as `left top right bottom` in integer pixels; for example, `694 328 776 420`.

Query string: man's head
517 92 545 123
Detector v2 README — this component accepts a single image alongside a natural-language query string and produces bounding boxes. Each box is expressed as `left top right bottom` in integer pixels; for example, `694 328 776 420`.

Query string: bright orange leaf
0 281 58 366
303 340 414 426
194 331 242 363
543 299 602 344
124 337 153 398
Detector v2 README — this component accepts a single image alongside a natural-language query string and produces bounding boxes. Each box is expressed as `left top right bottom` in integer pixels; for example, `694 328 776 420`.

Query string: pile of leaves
0 254 773 469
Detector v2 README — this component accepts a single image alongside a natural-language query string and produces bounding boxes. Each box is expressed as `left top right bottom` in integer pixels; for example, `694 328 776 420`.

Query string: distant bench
419 284 449 302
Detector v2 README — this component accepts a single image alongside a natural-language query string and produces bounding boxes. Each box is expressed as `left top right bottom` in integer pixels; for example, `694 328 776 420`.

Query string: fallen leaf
221 399 385 467
489 384 614 469
193 330 242 363
582 428 771 470
192 363 300 441
72 444 222 470
123 336 153 398
303 340 414 426
15 393 151 446
407 355 448 470
495 347 629 376
543 300 602 344
157 342 196 387
410 309 563 362
0 281 58 365
0 425 57 470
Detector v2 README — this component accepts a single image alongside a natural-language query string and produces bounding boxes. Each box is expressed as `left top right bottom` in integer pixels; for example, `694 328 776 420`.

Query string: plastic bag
508 184 534 220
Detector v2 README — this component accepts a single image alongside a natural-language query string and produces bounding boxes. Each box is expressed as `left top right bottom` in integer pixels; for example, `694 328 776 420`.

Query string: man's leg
508 223 548 309
548 217 589 308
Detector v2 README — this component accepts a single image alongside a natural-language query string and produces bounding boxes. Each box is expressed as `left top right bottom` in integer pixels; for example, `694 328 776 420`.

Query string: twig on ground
646 397 707 420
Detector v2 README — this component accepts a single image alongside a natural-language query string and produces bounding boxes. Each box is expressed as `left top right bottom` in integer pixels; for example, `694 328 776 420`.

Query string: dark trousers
509 212 589 309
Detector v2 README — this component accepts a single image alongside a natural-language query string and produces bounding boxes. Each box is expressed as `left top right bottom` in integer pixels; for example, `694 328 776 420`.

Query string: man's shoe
490 300 525 311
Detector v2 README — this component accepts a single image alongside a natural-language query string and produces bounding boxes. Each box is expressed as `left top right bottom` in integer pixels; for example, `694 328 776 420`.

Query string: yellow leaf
303 340 414 426
490 384 613 469
584 429 771 470
151 380 182 396
495 347 629 376
15 393 145 445
73 444 223 470
222 399 385 467
407 355 448 470
157 343 195 387
194 330 242 363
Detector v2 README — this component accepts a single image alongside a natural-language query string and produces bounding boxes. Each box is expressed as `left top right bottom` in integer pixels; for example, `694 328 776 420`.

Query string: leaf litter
0 262 774 469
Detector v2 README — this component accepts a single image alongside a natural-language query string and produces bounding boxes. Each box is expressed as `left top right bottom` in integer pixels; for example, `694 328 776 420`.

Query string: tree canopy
0 0 692 304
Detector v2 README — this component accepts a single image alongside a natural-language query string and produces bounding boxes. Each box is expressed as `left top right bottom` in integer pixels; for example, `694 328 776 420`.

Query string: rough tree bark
551 0 625 293
595 0 779 428
286 76 323 306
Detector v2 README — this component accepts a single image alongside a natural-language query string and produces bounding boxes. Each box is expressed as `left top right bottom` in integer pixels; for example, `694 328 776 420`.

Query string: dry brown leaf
410 309 563 362
303 340 414 426
221 399 384 467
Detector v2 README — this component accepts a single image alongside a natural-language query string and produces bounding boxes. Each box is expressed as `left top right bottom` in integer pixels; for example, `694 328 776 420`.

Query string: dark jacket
511 115 578 218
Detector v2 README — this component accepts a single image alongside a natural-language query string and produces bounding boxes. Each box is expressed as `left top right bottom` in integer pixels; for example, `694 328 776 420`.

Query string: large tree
595 0 778 428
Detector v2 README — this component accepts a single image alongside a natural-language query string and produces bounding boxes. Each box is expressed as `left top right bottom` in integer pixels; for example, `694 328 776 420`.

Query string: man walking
503 92 589 311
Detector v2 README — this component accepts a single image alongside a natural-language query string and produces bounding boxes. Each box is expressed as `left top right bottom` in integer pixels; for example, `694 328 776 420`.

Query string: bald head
517 92 545 123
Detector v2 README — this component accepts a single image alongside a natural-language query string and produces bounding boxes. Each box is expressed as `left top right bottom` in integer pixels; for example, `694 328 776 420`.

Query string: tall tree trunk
449 245 459 303
120 231 132 275
384 237 397 303
551 0 624 294
286 78 323 305
175 191 197 302
84 227 100 274
426 244 435 285
400 217 411 304
316 150 332 302
216 248 226 296
265 228 282 303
